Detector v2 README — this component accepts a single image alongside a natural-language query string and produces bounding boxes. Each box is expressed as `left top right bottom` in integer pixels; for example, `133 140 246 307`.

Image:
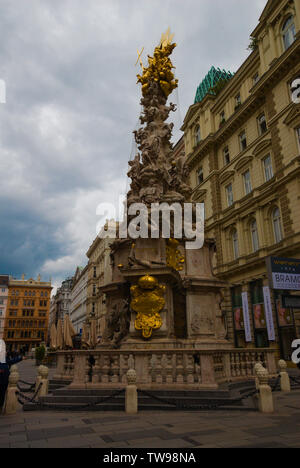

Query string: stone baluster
161 354 167 384
176 353 184 384
111 355 120 383
241 354 247 377
165 353 174 384
230 353 236 378
101 355 110 383
278 360 291 393
257 367 274 413
92 355 100 384
3 365 19 415
155 354 163 384
185 353 195 385
149 354 156 383
236 353 241 377
223 352 231 380
121 354 129 384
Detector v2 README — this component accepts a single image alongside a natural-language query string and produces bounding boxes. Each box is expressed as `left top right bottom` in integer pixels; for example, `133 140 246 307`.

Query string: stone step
52 388 231 398
38 394 242 406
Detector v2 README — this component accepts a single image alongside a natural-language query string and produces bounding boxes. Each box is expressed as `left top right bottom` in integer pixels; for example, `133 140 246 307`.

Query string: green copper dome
194 66 234 104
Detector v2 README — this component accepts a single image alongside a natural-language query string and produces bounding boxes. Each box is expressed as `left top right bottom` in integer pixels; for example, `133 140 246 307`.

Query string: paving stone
10 442 30 448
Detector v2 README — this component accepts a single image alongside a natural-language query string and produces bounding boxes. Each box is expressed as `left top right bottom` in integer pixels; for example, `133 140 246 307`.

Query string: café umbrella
50 323 57 349
63 314 76 348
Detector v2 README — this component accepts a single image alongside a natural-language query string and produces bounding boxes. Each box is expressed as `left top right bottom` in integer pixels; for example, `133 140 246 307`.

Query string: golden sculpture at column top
131 275 165 339
136 28 178 98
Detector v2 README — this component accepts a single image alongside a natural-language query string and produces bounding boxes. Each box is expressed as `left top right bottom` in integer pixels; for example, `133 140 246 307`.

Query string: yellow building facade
182 0 300 361
4 275 52 352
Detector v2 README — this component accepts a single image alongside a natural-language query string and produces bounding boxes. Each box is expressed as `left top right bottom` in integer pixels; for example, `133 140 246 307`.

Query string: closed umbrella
56 319 63 350
81 323 89 348
67 314 76 338
50 323 57 349
63 315 74 349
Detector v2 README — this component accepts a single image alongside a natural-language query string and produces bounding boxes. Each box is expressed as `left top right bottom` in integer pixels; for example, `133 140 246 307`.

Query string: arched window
232 229 239 260
195 125 201 146
282 16 296 51
250 220 259 252
272 207 283 243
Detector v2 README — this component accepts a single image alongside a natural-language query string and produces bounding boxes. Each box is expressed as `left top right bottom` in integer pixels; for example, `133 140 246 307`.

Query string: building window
258 113 267 135
232 229 239 260
282 16 296 51
197 167 204 185
253 72 260 85
194 125 201 146
296 127 300 149
93 267 97 278
220 111 226 126
243 170 252 195
235 93 241 110
239 131 247 151
272 207 283 243
226 184 234 207
250 220 259 252
263 155 273 181
223 146 230 166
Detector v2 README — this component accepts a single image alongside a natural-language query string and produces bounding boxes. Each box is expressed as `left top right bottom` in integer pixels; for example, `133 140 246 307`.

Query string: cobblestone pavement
1 359 300 448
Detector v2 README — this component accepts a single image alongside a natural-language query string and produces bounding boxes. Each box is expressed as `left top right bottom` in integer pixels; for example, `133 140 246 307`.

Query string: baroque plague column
55 31 277 390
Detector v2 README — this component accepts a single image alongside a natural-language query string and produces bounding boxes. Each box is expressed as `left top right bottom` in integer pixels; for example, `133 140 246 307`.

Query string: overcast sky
0 0 267 293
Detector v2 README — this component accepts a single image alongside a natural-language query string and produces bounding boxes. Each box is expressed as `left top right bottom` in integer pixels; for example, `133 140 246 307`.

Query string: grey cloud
0 0 268 288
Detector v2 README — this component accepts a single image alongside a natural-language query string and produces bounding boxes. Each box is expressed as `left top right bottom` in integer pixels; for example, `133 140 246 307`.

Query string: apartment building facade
70 265 88 334
0 275 9 340
4 275 52 352
182 0 300 361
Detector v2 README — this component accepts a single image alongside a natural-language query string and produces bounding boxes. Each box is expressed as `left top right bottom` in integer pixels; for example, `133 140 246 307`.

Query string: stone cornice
219 170 235 185
283 103 300 127
234 156 254 172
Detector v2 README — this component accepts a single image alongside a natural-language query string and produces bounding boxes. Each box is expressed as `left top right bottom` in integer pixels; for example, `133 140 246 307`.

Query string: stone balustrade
52 348 276 389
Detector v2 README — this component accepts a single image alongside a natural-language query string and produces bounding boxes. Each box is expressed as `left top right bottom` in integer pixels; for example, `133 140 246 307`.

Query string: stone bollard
257 367 274 414
3 365 19 415
125 369 138 414
35 365 44 393
254 362 263 390
278 360 291 393
38 366 49 398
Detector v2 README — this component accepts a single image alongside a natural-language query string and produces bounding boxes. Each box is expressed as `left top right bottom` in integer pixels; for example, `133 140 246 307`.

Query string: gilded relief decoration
130 275 165 338
166 238 185 271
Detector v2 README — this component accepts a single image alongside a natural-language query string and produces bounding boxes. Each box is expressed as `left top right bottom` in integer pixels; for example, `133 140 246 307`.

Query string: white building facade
70 266 88 334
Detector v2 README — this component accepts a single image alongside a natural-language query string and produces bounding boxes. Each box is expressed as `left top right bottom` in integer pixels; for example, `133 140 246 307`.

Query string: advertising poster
241 291 252 342
276 300 293 327
263 286 276 341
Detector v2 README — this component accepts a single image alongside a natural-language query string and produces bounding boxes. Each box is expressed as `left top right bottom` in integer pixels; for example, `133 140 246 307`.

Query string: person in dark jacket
0 339 23 408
